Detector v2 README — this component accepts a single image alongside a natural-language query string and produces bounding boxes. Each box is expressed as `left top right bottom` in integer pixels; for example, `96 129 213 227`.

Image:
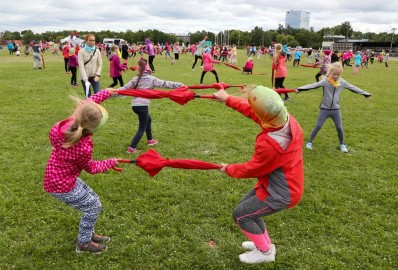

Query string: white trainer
340 144 348 153
239 244 276 264
242 241 256 250
306 142 313 150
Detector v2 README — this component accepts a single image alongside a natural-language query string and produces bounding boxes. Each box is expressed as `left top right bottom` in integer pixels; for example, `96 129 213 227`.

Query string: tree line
1 21 394 49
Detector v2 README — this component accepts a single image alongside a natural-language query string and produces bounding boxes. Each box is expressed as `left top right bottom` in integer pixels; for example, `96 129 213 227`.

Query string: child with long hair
171 41 180 65
44 89 122 254
118 58 184 153
108 44 127 88
315 49 331 82
272 43 290 101
200 47 220 84
213 85 304 264
295 62 372 153
229 44 238 65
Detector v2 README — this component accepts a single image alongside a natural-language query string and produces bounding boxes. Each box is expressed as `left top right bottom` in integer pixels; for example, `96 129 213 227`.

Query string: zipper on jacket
329 87 336 109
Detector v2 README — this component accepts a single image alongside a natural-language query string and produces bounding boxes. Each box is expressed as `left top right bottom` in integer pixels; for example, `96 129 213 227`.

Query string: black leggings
108 76 124 88
315 72 324 82
148 55 155 72
64 58 70 72
200 70 219 84
275 77 289 99
192 55 203 69
70 67 77 85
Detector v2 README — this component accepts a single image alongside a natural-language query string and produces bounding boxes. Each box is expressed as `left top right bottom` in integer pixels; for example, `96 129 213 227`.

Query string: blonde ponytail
63 98 103 148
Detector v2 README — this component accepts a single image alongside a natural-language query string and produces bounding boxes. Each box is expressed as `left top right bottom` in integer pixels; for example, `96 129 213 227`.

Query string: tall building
285 10 311 29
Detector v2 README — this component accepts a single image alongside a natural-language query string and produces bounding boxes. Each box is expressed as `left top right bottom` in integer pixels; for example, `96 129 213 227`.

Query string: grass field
0 47 397 270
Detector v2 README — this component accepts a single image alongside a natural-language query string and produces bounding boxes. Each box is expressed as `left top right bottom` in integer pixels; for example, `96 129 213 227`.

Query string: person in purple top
145 38 156 73
68 48 79 86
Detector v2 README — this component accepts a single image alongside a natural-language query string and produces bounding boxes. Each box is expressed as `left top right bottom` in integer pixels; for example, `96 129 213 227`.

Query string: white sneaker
242 241 256 250
239 244 276 264
306 142 313 150
340 144 348 153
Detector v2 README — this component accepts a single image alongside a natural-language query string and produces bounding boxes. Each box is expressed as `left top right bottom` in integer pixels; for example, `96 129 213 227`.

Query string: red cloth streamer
299 64 318 68
187 82 245 90
274 88 296 94
223 62 241 71
134 149 221 176
187 83 225 90
117 87 198 105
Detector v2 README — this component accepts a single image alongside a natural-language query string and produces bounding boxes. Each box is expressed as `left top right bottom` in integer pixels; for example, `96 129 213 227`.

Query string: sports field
0 48 396 269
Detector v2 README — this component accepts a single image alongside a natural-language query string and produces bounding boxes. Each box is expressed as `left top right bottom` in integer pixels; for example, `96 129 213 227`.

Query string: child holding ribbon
213 86 304 264
44 89 122 254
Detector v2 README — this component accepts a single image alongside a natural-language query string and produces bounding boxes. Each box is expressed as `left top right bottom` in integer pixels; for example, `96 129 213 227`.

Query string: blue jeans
131 106 153 148
81 77 100 98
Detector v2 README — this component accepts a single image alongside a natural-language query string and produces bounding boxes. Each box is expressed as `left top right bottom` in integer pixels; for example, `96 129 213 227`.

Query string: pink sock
240 229 271 252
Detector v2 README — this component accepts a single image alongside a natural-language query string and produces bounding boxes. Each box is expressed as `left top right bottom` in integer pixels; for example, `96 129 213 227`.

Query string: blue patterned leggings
49 178 102 243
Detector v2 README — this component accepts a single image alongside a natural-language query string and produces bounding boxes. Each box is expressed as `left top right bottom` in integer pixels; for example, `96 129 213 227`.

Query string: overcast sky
1 1 397 35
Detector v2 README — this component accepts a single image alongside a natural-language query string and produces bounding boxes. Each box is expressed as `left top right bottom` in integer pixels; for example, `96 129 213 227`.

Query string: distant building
322 34 397 54
285 10 311 30
171 33 190 44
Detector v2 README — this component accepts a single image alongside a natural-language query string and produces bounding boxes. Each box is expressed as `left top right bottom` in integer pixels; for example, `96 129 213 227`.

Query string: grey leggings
50 178 102 243
233 189 277 235
309 109 344 144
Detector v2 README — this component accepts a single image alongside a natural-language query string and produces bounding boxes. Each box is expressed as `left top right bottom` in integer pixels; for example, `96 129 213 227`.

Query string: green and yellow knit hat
248 86 288 129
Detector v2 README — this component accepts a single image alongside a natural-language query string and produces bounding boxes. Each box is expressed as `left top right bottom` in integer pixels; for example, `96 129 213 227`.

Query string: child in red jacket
213 86 304 264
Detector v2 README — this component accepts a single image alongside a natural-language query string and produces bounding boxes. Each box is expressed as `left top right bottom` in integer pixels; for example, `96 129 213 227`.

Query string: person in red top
44 89 123 254
213 85 304 264
62 41 71 73
243 57 254 74
272 43 290 101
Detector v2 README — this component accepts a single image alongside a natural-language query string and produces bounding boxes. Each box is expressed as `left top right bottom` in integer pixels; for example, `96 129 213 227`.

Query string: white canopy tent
60 35 84 47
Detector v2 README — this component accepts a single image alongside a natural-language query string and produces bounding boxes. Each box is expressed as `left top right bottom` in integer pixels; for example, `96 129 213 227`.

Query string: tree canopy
1 22 395 48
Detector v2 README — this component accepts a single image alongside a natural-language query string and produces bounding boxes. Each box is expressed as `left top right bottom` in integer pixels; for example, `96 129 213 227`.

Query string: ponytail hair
134 57 148 89
274 43 283 56
273 43 283 65
63 97 103 148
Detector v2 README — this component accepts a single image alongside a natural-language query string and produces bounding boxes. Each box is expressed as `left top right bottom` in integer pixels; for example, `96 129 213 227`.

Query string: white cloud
0 0 397 34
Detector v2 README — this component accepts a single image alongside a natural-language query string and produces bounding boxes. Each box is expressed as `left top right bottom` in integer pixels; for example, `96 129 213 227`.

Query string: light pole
390 27 396 54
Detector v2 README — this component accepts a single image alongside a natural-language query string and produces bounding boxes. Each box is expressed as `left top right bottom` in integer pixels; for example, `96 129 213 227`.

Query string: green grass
0 48 397 270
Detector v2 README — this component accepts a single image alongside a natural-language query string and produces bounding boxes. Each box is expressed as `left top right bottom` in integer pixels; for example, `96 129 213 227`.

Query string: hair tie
77 126 83 131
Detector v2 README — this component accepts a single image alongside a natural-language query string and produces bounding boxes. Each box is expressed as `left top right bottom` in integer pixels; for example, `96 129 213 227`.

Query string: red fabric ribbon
117 149 221 176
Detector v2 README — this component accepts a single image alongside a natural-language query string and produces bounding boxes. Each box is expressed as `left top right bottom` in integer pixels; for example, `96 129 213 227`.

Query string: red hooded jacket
225 96 304 209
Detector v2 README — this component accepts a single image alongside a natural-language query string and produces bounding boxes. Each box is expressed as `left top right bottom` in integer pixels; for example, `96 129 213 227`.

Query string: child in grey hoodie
295 62 372 153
